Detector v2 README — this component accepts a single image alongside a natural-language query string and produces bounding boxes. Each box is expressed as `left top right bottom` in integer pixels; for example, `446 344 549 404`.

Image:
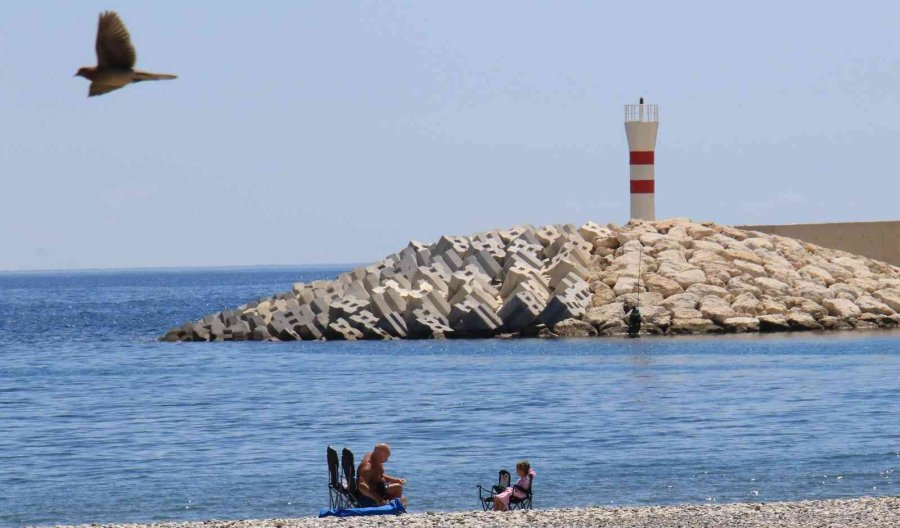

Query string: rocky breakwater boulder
583 218 900 336
161 219 900 342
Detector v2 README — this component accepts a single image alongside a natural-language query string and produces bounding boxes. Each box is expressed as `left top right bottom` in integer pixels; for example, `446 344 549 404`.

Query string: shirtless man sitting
356 443 407 507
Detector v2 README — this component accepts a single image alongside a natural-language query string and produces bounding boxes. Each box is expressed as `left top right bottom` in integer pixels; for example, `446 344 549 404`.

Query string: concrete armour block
414 247 432 266
327 318 364 341
225 320 250 341
578 221 606 242
251 325 271 341
472 283 502 312
309 280 332 291
310 296 331 315
382 271 412 290
349 267 369 281
449 297 481 326
189 323 211 342
432 251 464 272
473 231 504 247
455 303 503 336
500 225 537 245
376 311 409 338
380 254 400 270
466 239 507 265
405 289 451 318
160 327 189 342
281 298 302 315
361 271 382 293
293 285 316 305
348 310 380 335
222 310 242 326
537 292 589 326
535 225 561 248
275 291 295 302
500 264 543 299
243 313 266 332
408 240 429 253
328 297 370 321
407 308 453 338
205 319 226 339
345 281 371 302
267 316 299 341
503 249 544 274
552 245 593 270
395 249 420 279
383 287 408 314
284 304 325 340
558 272 591 297
558 224 581 238
545 258 590 290
498 291 544 331
424 289 451 318
447 282 500 312
433 235 470 259
296 320 324 340
464 250 503 281
365 327 395 340
548 235 593 261
449 266 493 297
413 266 450 295
369 292 394 319
501 278 550 305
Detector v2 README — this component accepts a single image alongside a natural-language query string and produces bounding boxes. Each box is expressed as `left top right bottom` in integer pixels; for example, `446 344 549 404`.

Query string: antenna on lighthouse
625 98 659 221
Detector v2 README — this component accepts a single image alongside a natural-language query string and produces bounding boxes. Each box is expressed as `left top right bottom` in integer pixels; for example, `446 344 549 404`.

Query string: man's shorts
357 481 389 507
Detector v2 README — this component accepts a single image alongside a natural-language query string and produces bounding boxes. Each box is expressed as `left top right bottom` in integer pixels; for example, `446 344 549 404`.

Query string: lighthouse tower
625 98 659 220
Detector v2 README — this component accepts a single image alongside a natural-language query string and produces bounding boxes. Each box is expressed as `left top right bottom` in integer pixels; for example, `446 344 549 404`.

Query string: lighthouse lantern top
625 103 658 123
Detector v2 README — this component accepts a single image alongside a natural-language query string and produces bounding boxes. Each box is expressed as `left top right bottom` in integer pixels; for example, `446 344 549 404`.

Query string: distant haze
1 1 898 271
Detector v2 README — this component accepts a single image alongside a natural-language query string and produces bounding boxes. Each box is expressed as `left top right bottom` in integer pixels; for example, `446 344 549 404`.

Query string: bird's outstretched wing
89 82 127 97
95 11 136 69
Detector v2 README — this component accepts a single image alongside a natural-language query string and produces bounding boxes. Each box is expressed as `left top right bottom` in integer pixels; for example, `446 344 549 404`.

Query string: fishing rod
625 243 644 338
635 246 643 310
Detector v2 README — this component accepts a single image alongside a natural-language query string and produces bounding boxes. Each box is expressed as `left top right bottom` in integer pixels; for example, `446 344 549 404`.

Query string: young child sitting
492 460 535 511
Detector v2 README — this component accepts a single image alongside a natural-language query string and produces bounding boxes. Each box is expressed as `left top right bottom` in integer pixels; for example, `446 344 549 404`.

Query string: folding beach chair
326 446 349 509
476 469 534 511
341 447 364 508
508 472 534 511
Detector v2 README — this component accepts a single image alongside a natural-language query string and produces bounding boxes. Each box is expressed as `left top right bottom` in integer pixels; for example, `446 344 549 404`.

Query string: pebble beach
43 497 900 528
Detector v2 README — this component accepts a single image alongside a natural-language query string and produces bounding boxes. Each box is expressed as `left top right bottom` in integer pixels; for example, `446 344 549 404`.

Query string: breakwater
161 219 900 342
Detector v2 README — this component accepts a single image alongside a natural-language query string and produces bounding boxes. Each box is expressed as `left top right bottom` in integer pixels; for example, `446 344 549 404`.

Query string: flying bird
76 11 176 97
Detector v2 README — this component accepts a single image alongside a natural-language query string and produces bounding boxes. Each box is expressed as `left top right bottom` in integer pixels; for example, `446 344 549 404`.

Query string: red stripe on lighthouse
630 180 655 193
629 151 654 165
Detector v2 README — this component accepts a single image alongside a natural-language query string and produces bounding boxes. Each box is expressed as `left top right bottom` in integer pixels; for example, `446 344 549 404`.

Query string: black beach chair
477 469 534 511
340 447 364 508
326 446 348 509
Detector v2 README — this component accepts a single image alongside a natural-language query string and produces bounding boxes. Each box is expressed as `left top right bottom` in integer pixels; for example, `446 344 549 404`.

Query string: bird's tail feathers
133 71 177 81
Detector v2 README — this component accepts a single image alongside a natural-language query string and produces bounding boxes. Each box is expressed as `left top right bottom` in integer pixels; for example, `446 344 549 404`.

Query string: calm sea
1 267 898 526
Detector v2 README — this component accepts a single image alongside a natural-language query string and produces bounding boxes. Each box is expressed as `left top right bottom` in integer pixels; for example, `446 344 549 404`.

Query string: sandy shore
44 496 900 528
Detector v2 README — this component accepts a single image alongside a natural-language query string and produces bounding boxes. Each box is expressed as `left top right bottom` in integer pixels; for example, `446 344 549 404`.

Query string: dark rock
552 318 598 337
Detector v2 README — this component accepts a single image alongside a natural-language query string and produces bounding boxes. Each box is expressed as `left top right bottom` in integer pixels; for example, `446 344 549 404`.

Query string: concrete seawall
742 221 900 266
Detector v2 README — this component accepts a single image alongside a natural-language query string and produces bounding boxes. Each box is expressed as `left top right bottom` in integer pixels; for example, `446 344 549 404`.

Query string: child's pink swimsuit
494 469 536 508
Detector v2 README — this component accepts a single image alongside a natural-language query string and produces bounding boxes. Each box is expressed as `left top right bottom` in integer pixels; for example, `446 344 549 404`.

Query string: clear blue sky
1 1 898 271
